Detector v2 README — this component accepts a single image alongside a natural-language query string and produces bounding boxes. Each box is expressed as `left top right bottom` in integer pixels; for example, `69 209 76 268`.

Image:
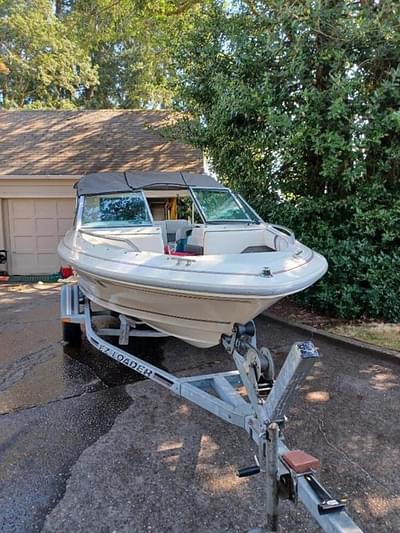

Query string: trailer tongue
61 284 362 533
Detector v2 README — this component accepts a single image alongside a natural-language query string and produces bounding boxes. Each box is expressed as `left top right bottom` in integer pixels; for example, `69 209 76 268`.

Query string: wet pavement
0 387 132 532
0 284 134 531
0 283 400 532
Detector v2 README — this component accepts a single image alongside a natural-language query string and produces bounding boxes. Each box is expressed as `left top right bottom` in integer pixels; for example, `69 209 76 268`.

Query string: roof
0 110 203 175
75 171 223 196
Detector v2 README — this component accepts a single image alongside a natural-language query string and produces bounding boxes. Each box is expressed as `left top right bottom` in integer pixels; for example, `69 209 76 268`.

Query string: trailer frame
60 284 362 533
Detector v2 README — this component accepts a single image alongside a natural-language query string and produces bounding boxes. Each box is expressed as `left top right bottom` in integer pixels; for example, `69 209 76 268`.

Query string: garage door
8 198 75 275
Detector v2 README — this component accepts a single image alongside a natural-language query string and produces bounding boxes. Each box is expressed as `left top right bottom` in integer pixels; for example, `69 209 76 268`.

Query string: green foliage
72 0 207 109
0 0 98 108
268 193 400 321
169 0 400 321
0 0 208 108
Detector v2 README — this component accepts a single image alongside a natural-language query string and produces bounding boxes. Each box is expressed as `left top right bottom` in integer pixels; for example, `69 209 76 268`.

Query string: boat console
71 171 298 258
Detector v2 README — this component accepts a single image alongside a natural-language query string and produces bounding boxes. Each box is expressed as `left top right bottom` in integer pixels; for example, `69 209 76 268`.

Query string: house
0 110 203 276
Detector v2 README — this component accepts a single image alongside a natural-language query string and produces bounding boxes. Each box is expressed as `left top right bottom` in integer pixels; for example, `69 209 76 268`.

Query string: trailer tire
62 322 82 345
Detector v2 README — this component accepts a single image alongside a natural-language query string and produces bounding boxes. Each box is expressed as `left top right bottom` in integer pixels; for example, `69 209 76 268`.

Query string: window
81 192 152 228
237 194 263 223
191 188 251 222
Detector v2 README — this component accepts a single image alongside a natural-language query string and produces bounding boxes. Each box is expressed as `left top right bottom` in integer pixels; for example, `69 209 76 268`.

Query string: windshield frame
237 194 263 224
189 186 254 224
78 190 154 229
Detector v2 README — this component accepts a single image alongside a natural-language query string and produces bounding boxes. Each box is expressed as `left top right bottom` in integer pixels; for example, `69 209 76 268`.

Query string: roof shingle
0 110 202 175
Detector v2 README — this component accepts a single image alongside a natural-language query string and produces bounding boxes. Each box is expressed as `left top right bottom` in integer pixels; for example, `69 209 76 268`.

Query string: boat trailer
61 284 362 533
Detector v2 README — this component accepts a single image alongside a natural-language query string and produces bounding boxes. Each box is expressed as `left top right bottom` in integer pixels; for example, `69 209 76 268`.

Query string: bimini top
74 171 224 196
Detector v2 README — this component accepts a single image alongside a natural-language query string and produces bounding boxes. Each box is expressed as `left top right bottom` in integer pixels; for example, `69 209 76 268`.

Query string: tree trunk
85 85 95 101
55 1 63 18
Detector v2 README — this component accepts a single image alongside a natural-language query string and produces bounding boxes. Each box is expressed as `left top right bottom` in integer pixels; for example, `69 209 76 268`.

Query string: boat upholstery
203 226 268 255
155 219 191 245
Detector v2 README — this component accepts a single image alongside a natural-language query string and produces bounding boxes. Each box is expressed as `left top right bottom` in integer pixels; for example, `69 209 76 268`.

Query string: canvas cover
75 171 223 196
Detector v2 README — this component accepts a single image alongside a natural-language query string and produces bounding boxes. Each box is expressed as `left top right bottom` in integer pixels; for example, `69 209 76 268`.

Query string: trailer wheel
62 322 82 345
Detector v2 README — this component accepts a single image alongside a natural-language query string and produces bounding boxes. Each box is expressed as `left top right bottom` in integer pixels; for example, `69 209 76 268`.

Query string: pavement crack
0 317 59 328
317 417 400 508
0 381 106 416
0 345 55 392
0 375 154 416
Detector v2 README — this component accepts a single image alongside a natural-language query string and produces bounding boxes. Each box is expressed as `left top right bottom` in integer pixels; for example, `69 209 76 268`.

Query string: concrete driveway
0 283 399 532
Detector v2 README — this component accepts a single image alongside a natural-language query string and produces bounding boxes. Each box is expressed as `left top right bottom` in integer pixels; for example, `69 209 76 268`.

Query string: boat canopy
75 171 224 196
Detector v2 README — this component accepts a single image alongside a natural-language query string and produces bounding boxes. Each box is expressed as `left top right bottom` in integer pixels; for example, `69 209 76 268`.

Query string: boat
58 171 328 348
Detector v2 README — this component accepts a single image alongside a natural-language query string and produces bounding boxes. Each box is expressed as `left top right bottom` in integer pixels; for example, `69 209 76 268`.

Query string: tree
66 0 206 108
168 0 400 321
0 0 98 108
0 0 208 108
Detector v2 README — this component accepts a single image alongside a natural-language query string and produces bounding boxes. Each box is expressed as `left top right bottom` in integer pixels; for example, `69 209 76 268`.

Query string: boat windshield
81 192 152 228
191 188 253 223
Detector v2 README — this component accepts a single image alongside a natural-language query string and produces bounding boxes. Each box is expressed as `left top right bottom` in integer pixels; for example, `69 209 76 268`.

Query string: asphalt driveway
0 283 399 532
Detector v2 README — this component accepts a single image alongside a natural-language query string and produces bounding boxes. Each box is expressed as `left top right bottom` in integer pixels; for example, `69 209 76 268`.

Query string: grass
271 298 400 352
328 323 400 352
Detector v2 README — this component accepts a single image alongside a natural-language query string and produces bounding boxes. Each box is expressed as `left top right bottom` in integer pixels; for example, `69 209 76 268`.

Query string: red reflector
60 266 73 278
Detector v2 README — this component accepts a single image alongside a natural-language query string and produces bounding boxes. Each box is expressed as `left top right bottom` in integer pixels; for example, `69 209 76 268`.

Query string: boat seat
154 220 191 245
154 221 168 244
166 220 190 243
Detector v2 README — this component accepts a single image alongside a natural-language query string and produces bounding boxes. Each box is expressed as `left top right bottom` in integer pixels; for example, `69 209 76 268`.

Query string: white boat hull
77 270 281 348
59 226 328 348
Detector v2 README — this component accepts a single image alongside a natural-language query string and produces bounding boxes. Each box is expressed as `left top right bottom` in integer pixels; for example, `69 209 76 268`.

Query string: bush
168 1 400 322
266 194 400 321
